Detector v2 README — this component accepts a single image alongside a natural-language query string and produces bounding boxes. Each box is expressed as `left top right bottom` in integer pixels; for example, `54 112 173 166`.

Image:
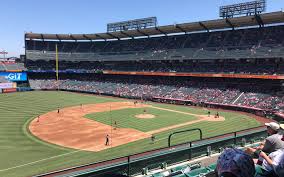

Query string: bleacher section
26 59 284 75
28 74 284 113
26 25 284 63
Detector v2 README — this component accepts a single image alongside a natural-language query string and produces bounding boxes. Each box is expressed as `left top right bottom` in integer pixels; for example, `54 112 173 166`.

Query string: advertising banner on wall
0 72 27 81
2 88 17 93
0 83 14 89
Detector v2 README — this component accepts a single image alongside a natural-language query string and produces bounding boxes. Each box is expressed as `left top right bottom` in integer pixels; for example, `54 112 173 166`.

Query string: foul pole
55 44 60 113
55 44 59 91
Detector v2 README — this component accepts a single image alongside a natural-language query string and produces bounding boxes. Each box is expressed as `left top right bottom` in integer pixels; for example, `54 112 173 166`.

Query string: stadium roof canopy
25 11 284 41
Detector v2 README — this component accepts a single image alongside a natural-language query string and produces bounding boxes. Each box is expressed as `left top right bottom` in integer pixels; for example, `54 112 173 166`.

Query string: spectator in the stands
216 148 255 177
28 74 284 112
246 122 284 157
252 147 284 177
259 149 284 177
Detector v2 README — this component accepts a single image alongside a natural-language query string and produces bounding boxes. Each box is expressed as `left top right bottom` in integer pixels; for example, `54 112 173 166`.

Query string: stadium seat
151 172 165 177
152 170 171 177
206 163 216 171
168 170 184 177
170 164 189 172
188 162 201 170
184 167 210 177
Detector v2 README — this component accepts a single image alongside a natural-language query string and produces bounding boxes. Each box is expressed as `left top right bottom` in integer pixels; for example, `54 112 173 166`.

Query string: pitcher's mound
135 114 156 119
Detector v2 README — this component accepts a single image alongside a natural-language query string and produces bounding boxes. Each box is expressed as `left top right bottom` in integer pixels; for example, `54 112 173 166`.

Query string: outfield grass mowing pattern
0 91 118 177
85 107 197 132
0 91 261 177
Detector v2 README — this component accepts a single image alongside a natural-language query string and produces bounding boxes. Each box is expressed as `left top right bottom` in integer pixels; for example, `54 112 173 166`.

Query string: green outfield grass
85 107 197 132
0 91 262 177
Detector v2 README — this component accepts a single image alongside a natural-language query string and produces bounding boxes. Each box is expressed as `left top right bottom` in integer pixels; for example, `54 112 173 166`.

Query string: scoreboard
107 17 157 32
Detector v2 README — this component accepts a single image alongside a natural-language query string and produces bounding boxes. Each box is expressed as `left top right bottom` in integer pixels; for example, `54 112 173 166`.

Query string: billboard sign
0 83 14 89
2 88 17 93
0 72 27 81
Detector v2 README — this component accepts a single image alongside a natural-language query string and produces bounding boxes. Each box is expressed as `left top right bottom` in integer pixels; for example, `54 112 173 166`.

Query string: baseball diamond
0 91 265 177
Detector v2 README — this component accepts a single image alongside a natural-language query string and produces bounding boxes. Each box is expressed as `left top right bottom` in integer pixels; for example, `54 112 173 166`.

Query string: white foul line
0 150 82 172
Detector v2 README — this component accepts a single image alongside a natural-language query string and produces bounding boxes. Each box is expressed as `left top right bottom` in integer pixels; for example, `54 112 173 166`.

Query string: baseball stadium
1 0 284 177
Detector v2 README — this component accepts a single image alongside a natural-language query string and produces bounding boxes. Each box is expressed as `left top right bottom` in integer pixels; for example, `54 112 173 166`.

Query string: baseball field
0 91 264 177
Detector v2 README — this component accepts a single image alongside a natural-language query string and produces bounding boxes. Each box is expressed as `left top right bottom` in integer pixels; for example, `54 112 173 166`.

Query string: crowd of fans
26 24 284 73
28 73 284 113
26 58 284 75
27 25 284 54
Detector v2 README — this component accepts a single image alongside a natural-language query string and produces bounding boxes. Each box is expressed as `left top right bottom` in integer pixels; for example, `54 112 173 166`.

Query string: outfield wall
0 71 29 94
42 88 283 121
0 83 17 93
151 97 284 121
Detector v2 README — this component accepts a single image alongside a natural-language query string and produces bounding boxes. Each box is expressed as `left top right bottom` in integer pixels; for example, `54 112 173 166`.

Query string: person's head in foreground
216 148 255 177
265 122 280 135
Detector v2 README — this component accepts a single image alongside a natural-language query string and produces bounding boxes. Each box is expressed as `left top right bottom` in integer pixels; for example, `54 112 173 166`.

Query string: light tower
0 50 8 60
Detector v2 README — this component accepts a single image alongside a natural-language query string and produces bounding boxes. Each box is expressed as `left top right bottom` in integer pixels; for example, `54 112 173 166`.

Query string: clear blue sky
0 0 283 57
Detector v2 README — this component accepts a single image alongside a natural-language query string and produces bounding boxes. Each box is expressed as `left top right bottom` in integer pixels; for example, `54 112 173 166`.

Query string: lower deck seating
29 78 284 113
146 162 213 177
144 143 263 177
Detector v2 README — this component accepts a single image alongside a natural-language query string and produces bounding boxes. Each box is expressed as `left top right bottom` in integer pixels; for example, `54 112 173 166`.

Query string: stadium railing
33 127 266 177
